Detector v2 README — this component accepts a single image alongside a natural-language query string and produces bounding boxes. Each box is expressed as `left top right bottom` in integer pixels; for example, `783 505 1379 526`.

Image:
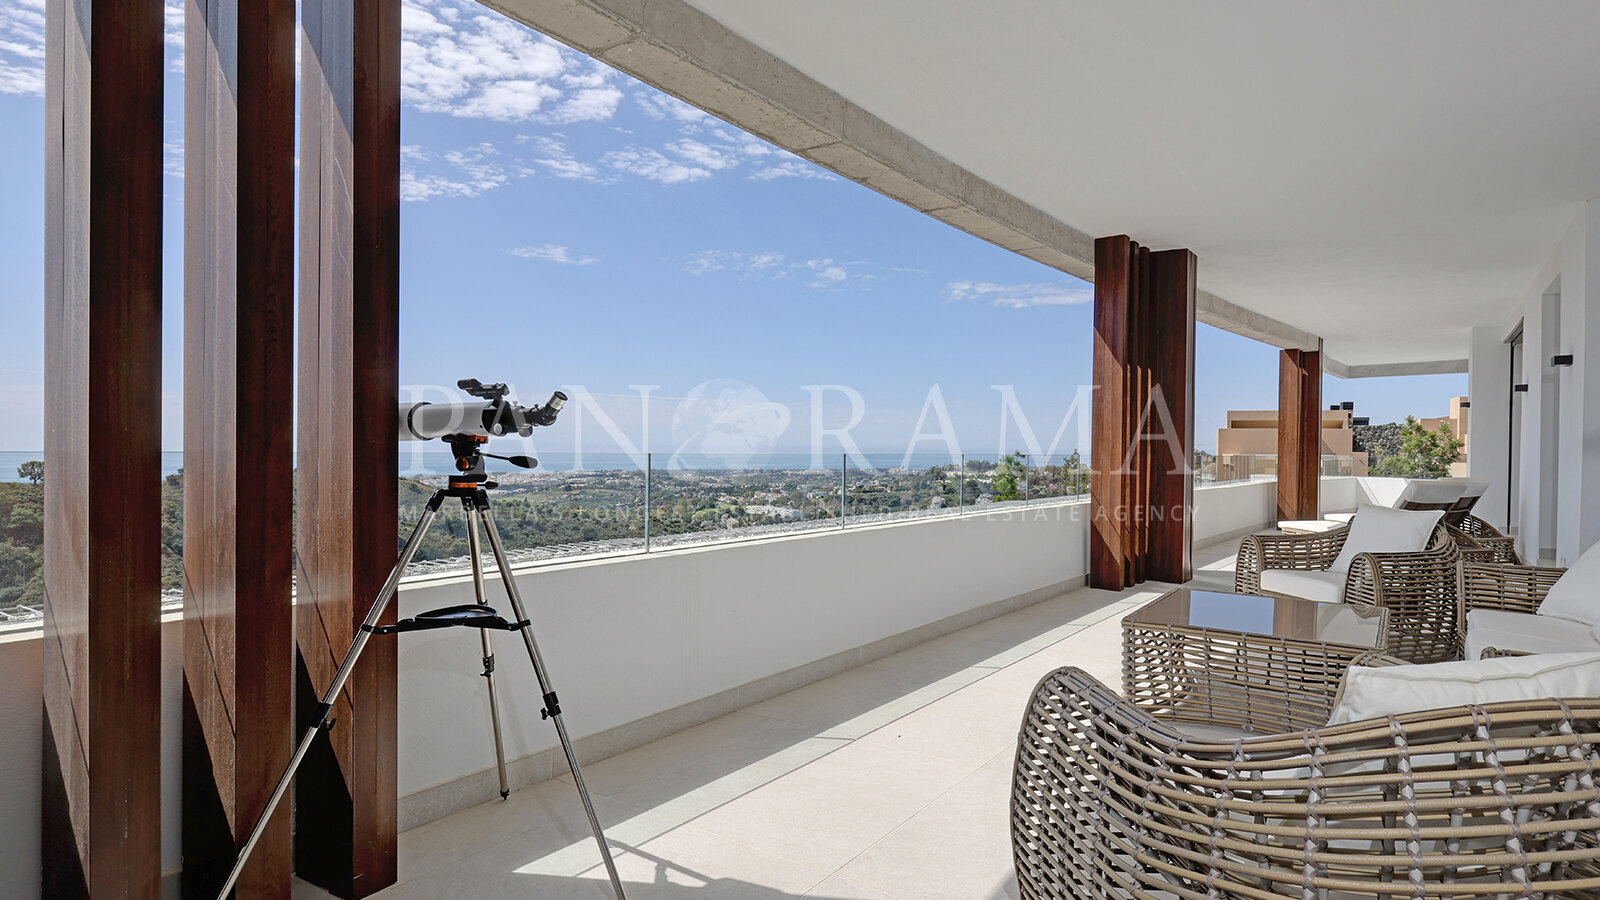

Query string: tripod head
445 434 538 490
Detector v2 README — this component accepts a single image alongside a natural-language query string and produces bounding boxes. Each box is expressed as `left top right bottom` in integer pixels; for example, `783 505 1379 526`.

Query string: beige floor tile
856 673 1035 769
612 725 851 822
686 738 975 872
614 822 830 898
554 710 783 798
398 773 596 881
747 663 990 739
835 763 1020 900
802 874 903 899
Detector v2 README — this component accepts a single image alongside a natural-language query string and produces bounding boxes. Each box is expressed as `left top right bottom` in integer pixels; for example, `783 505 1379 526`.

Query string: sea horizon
0 448 1081 483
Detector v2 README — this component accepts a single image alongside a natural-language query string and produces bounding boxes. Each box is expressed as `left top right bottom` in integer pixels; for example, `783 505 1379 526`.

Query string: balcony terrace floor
292 541 1241 900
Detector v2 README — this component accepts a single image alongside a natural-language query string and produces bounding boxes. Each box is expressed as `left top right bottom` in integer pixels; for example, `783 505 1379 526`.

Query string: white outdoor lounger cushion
1328 650 1600 725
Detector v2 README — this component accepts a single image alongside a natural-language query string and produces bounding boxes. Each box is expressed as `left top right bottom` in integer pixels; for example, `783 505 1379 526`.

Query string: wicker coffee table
1122 588 1389 733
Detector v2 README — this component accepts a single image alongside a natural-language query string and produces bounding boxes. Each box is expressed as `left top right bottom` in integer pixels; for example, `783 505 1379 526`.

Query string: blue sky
0 0 1465 459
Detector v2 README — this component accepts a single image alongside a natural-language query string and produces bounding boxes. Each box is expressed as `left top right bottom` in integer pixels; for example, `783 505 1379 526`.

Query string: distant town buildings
745 504 804 521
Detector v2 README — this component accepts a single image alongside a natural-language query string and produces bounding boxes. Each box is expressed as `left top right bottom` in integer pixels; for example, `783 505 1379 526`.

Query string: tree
1371 416 1465 479
16 460 42 485
992 451 1025 502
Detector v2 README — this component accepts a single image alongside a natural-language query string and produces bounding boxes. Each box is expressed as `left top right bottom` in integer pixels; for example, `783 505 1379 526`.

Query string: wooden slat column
1277 348 1322 522
1090 236 1197 589
1145 249 1197 583
42 0 165 896
295 0 402 895
1091 237 1133 589
181 0 297 896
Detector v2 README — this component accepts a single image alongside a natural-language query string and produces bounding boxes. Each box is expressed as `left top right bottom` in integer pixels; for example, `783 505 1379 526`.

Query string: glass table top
1125 588 1385 648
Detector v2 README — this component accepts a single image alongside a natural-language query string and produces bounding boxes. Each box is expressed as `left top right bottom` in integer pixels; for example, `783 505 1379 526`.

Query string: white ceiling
679 0 1600 366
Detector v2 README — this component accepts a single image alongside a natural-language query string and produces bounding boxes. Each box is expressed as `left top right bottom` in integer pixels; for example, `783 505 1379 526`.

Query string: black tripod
215 436 627 899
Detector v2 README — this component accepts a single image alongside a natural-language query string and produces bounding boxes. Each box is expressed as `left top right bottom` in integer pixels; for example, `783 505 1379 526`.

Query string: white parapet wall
0 478 1278 896
393 478 1278 826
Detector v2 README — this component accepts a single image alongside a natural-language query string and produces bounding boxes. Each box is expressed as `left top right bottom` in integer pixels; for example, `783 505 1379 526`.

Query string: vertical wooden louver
42 0 165 895
1277 348 1323 522
294 0 402 894
1090 236 1197 590
181 0 297 895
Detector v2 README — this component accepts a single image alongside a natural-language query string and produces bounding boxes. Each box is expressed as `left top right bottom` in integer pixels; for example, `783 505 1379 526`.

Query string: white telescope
398 379 567 442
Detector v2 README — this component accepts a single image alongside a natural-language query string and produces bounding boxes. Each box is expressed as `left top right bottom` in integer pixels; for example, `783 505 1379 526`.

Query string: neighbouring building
1217 397 1470 479
1216 407 1369 477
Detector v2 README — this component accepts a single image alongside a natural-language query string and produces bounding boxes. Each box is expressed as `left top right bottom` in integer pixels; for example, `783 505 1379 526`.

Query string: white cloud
401 0 620 123
507 244 599 265
635 92 712 127
749 160 834 182
602 147 711 184
0 0 45 95
163 141 184 178
400 143 510 201
686 252 874 289
803 258 852 288
685 250 787 277
164 0 184 72
517 135 608 182
666 139 739 172
945 280 1093 308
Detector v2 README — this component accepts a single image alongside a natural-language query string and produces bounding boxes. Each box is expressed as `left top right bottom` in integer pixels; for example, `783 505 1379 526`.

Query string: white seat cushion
1258 568 1345 603
1329 504 1443 573
1464 607 1600 661
1277 519 1345 533
1329 650 1600 725
1533 540 1600 625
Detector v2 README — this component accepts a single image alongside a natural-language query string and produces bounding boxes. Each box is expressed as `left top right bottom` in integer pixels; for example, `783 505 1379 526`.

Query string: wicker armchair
1234 525 1351 595
1446 513 1522 565
1011 666 1600 900
1236 525 1463 662
1457 561 1572 659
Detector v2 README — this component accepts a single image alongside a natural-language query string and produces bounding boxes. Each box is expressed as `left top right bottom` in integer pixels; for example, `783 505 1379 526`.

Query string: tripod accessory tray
366 604 530 636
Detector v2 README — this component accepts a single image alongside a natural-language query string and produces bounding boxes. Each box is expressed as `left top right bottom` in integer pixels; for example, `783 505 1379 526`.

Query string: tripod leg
214 491 447 900
463 495 511 798
475 503 629 900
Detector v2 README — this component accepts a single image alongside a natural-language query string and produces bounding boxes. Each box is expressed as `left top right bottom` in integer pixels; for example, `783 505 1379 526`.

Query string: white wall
1467 324 1512 531
1469 200 1600 565
1194 478 1278 543
0 480 1279 895
391 500 1093 802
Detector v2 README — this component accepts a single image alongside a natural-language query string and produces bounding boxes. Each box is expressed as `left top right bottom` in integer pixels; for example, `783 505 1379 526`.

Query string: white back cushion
1356 477 1410 508
1328 504 1443 573
1537 540 1600 625
1329 651 1600 725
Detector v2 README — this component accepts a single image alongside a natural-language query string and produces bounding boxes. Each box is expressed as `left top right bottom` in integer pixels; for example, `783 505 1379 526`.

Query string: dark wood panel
295 0 401 894
181 0 297 895
1091 236 1131 590
1092 237 1197 590
1145 249 1197 583
1277 349 1322 521
43 0 166 896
